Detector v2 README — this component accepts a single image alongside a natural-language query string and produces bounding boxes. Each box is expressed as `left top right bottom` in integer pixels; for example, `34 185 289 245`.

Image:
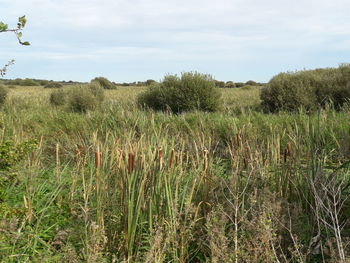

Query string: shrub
21 78 39 86
146 79 156 86
225 81 236 88
91 77 115 89
137 72 222 113
245 80 257 86
260 65 350 112
50 89 67 106
235 82 245 88
0 85 8 107
44 82 63 88
215 80 226 88
67 83 104 113
260 71 318 112
88 81 105 102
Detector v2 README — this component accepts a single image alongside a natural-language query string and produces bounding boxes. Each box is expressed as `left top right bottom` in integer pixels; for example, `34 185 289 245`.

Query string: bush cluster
49 83 105 112
137 72 221 113
261 64 350 112
50 89 67 106
44 82 63 88
91 77 115 89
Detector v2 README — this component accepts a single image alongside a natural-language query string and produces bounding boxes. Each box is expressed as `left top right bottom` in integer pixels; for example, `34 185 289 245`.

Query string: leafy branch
0 15 30 45
0 16 30 77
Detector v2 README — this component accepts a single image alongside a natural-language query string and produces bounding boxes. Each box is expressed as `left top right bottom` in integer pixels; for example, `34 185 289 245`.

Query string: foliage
0 85 8 106
0 16 30 45
261 64 350 112
225 81 236 88
0 140 37 170
44 82 63 88
235 82 245 88
91 77 115 89
67 83 104 112
138 72 222 113
0 16 30 78
215 80 226 88
146 79 157 86
245 80 257 86
50 89 67 106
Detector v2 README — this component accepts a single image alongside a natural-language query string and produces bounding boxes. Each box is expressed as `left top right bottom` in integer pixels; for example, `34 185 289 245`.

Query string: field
0 85 349 262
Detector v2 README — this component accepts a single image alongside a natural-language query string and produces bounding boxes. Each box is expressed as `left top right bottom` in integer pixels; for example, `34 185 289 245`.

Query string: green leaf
21 41 30 46
0 22 8 32
18 15 27 28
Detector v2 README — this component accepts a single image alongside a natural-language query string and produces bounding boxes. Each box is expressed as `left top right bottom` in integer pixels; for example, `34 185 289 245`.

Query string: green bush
50 89 67 106
235 82 245 88
137 72 221 113
215 80 226 88
225 81 236 88
260 64 350 112
88 81 105 102
91 77 115 89
21 78 39 86
68 83 104 113
245 80 257 86
44 82 63 88
0 85 9 107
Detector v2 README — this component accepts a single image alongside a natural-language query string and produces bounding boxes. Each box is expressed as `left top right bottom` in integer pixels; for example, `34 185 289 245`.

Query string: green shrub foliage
0 85 8 106
91 77 115 89
44 82 63 88
261 64 350 112
138 72 221 113
49 89 67 106
68 83 105 113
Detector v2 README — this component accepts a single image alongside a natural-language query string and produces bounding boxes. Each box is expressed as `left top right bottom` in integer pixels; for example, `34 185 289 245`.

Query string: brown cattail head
95 147 101 168
158 148 163 170
284 142 292 162
128 152 135 174
169 149 175 168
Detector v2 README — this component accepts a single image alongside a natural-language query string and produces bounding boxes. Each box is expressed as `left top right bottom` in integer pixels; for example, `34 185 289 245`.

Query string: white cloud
1 0 350 81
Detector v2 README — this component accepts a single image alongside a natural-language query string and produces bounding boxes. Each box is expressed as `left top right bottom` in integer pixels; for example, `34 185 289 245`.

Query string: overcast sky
1 0 350 82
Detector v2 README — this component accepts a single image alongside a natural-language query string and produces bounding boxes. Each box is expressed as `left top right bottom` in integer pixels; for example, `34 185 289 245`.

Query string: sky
1 0 350 83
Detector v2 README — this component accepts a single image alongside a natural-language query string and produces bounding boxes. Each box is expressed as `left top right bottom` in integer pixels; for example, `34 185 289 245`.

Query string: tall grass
0 86 349 262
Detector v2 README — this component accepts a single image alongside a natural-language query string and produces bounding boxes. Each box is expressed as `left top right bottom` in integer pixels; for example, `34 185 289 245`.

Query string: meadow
0 85 349 262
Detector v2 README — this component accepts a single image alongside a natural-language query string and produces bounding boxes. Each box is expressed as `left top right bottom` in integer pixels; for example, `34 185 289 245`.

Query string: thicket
67 83 105 112
138 72 222 113
44 82 63 88
91 77 116 89
261 64 350 112
49 89 67 106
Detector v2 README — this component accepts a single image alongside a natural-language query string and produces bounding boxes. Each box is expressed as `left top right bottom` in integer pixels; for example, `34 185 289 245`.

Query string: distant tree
225 81 236 88
235 82 245 88
215 80 225 88
0 16 30 77
146 79 156 86
245 80 257 86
